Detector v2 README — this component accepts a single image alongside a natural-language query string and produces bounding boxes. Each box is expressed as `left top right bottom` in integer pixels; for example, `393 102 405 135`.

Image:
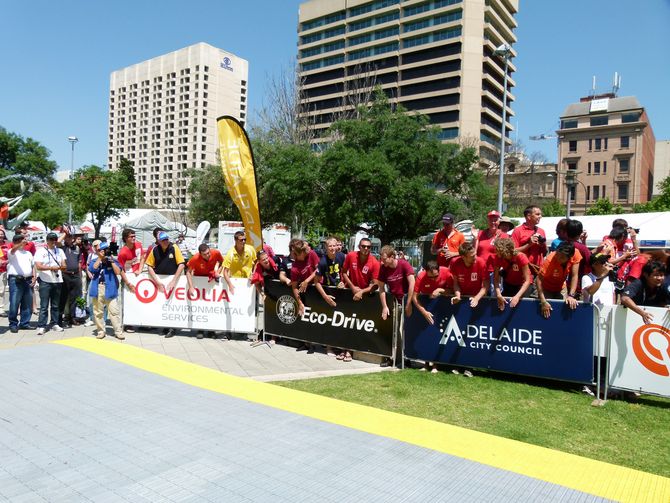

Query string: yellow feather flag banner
216 116 263 251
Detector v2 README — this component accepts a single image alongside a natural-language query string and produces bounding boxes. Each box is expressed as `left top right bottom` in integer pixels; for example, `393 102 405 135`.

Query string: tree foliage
633 175 670 212
586 198 625 215
186 164 239 225
0 126 64 227
60 165 137 238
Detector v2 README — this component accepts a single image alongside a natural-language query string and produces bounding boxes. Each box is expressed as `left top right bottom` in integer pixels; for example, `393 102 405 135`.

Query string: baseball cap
158 231 169 241
46 232 58 241
487 210 501 218
441 213 454 223
99 242 109 250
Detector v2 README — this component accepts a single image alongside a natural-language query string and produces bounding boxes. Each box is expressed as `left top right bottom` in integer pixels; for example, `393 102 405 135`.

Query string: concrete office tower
108 42 249 208
296 0 517 158
557 94 655 214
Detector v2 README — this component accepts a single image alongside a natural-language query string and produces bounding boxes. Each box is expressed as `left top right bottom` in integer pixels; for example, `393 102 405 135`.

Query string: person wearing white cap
34 232 67 334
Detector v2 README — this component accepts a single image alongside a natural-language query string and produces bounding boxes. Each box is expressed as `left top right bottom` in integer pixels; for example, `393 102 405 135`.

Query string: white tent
537 212 670 249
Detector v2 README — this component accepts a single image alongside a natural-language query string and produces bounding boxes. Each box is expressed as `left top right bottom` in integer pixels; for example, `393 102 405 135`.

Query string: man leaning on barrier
493 237 532 311
341 237 379 301
450 242 488 308
620 261 670 324
313 236 346 308
222 231 257 295
412 260 453 325
376 245 415 321
536 241 581 319
186 243 223 339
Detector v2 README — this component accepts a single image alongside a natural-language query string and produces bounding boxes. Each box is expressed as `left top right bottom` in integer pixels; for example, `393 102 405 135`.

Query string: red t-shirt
0 242 9 272
308 249 320 269
432 228 465 267
24 240 36 255
378 259 414 300
493 252 530 286
117 241 144 273
342 251 380 289
414 266 453 295
450 256 487 296
251 257 278 286
477 229 508 272
539 250 582 293
511 224 547 273
187 249 223 276
290 258 316 284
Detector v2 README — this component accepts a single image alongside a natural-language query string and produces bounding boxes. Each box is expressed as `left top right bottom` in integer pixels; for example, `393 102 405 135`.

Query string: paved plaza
0 323 668 502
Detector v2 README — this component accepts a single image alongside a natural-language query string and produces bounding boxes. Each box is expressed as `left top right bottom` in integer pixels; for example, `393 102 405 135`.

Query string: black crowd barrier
264 280 394 356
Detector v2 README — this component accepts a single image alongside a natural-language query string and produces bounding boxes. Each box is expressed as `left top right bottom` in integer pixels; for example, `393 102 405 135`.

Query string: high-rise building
296 0 517 158
108 42 249 208
557 94 656 214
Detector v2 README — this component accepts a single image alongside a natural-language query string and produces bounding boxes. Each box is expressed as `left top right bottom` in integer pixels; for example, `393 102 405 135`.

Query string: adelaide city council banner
264 280 394 356
609 305 670 397
216 115 263 250
404 297 595 383
123 274 256 333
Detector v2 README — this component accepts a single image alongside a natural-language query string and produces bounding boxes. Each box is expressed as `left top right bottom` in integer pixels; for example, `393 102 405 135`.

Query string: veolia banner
404 297 595 383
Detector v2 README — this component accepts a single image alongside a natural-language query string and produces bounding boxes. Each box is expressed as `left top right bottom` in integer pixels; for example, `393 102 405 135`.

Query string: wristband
568 293 576 299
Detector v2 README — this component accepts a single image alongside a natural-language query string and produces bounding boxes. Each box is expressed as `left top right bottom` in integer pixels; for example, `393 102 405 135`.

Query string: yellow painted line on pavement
54 337 669 503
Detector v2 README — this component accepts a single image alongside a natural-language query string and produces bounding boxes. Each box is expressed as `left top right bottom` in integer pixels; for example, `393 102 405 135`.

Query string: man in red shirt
431 213 465 267
290 240 318 317
450 242 488 308
412 260 453 325
117 229 144 275
376 245 415 320
186 243 223 338
511 205 547 276
342 237 379 301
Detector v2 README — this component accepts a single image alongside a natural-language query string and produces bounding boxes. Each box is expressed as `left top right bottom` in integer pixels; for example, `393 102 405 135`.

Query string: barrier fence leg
399 298 405 370
250 292 271 349
592 304 606 407
391 298 398 368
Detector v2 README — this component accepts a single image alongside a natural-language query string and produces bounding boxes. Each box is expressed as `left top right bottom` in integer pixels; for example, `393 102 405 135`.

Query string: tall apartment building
296 0 517 158
557 94 655 214
108 43 249 208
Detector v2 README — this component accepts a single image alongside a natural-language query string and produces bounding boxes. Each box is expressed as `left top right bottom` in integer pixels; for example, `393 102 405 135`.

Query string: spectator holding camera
89 241 135 340
511 205 547 277
581 253 616 306
620 261 670 324
34 232 66 334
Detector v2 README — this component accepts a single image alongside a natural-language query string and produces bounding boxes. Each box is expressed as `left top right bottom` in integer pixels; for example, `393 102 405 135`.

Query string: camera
607 270 618 283
104 248 112 257
629 227 640 234
535 234 546 244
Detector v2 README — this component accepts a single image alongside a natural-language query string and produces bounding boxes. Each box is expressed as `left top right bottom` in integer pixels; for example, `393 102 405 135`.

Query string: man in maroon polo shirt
376 245 415 320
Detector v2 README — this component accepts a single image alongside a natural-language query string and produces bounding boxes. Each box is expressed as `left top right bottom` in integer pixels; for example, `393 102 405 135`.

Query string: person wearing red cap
431 213 465 268
474 210 507 290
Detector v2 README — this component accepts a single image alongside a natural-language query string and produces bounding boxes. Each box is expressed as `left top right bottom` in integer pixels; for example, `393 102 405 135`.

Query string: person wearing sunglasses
342 237 379 302
222 230 257 295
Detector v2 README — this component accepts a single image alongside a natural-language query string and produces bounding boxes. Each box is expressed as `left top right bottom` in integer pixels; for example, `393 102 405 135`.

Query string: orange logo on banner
632 324 670 376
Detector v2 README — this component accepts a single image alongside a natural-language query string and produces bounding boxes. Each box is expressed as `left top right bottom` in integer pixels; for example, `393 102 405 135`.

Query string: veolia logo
632 324 670 377
135 278 158 304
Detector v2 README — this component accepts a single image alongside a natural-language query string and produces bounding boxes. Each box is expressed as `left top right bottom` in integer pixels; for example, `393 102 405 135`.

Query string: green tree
187 164 238 225
317 90 482 243
0 126 64 227
586 198 625 215
60 165 137 238
541 199 567 217
633 175 670 212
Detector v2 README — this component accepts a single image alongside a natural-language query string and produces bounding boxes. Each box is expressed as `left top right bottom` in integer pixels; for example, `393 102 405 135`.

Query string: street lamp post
494 44 513 215
564 170 588 217
67 136 78 223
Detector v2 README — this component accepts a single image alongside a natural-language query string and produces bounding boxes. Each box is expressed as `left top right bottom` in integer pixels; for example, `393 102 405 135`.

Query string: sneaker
83 320 94 327
124 326 135 333
431 367 439 374
116 333 125 340
196 331 204 339
51 324 64 333
451 369 460 375
95 331 106 339
165 328 175 338
0 312 8 317
10 327 18 334
581 385 595 397
19 325 35 330
463 370 474 378
37 327 45 335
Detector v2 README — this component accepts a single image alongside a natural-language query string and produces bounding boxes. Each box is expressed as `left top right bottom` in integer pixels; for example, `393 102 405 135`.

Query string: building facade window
619 158 630 173
568 140 577 152
590 115 609 126
593 185 600 200
561 119 577 129
568 162 577 171
617 183 629 200
621 112 641 123
587 162 591 174
620 135 630 148
594 138 602 150
594 161 600 174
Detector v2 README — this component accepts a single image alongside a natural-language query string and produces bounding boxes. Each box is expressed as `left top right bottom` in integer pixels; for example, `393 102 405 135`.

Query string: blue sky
1 0 668 172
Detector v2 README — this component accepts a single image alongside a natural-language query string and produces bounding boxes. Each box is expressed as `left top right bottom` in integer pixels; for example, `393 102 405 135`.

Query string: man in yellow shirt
222 231 257 294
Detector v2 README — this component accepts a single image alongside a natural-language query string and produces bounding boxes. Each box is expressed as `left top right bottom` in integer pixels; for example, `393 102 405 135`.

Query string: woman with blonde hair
492 237 532 311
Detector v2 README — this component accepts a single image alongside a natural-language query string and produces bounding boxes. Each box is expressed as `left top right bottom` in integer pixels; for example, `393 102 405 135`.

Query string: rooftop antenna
612 72 621 96
591 75 596 96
